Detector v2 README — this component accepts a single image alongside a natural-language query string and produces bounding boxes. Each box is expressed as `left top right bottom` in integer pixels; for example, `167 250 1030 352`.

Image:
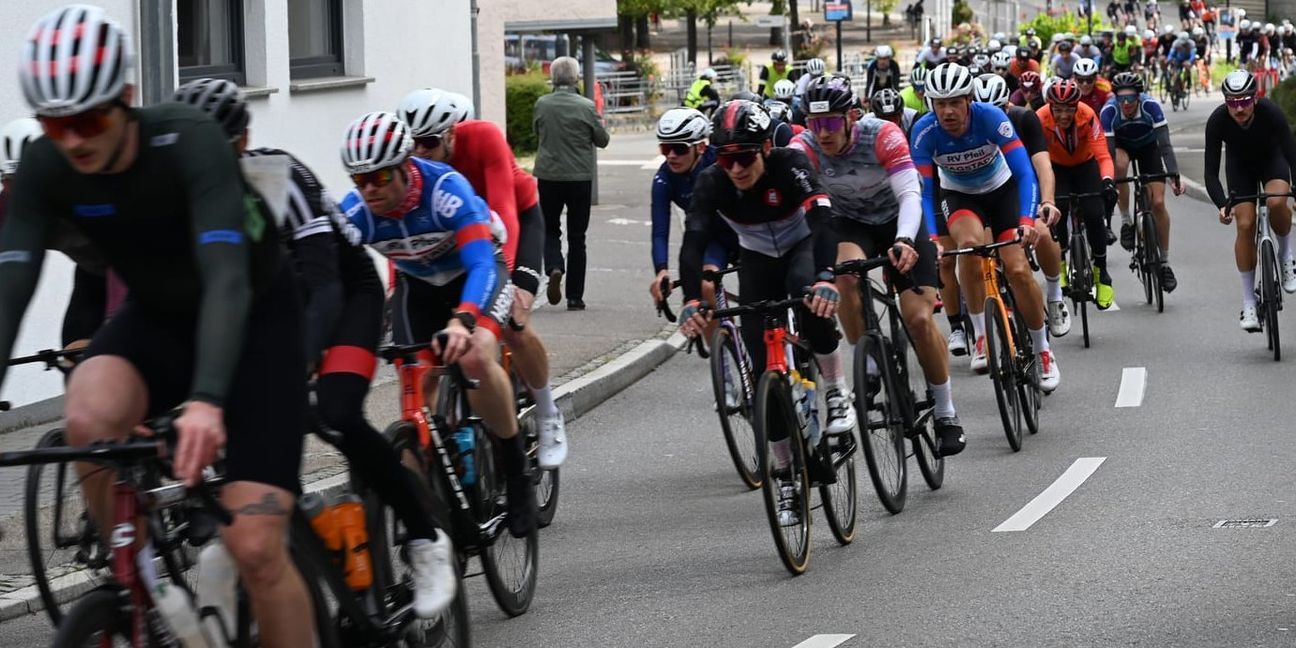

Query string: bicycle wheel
49 586 131 647
709 326 760 489
854 335 907 514
520 416 561 528
818 429 857 546
478 428 539 617
1144 213 1164 313
753 370 810 575
1136 215 1153 305
984 298 1023 452
1262 239 1281 361
25 428 109 627
1012 307 1042 436
892 326 943 490
1069 233 1092 349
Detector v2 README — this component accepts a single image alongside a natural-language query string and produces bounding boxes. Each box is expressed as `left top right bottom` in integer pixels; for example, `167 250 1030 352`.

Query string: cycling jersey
1006 105 1049 156
1009 89 1045 110
1204 98 1296 208
1143 38 1160 58
1111 40 1141 66
900 86 930 115
1009 58 1042 78
910 102 1039 235
339 157 505 320
916 46 947 68
1037 103 1115 177
0 103 281 406
790 118 923 238
1099 92 1167 149
1168 42 1197 65
1080 87 1112 113
1052 52 1082 77
865 60 902 96
1158 34 1177 57
448 119 540 270
650 147 736 271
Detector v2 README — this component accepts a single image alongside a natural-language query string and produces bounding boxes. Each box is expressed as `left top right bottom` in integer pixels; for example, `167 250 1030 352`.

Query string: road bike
1057 190 1109 348
944 237 1043 451
501 346 560 527
1116 169 1178 313
379 336 539 616
1228 191 1293 360
832 253 943 515
707 296 857 575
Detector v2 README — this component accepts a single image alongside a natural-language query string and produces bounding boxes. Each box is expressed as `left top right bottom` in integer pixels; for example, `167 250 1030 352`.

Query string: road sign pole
837 20 844 69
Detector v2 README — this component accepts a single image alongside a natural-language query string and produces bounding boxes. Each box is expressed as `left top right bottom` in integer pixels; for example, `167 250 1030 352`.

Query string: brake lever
655 277 677 322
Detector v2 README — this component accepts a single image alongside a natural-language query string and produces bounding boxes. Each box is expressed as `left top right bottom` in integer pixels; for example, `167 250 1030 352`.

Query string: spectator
533 56 610 310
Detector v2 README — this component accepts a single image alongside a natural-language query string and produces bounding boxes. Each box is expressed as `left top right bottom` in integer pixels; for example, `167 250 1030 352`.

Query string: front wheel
818 430 858 546
49 587 131 648
1262 239 1282 361
1012 308 1042 436
1143 212 1164 313
753 371 811 575
710 326 760 489
479 428 539 617
985 298 1023 452
854 335 907 514
1069 232 1092 348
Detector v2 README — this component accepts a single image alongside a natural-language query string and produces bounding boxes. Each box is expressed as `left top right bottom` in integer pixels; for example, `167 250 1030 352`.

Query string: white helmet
1051 33 1064 43
988 39 1002 52
701 67 718 80
991 51 1012 69
1164 25 1176 34
993 32 1007 42
1236 8 1246 17
924 63 975 99
397 88 460 138
1192 26 1205 36
0 118 43 177
656 108 711 143
1125 25 1138 36
20 5 132 117
875 45 894 58
1073 58 1099 78
1178 31 1190 40
774 78 797 99
1265 23 1276 35
1145 29 1156 39
1240 19 1251 31
341 112 413 174
973 73 1010 107
1080 35 1092 45
442 91 475 123
806 58 826 76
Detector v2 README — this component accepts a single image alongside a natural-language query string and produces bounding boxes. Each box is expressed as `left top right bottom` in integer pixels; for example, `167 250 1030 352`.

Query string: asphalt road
5 97 1296 646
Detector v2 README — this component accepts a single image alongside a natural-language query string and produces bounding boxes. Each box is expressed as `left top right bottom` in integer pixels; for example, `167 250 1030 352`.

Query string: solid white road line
992 457 1106 532
1114 367 1148 408
792 635 856 648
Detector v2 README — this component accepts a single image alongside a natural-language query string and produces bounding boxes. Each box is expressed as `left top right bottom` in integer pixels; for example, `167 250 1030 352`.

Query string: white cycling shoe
1240 305 1262 332
407 534 457 619
1047 300 1072 338
1284 257 1296 294
970 336 989 374
537 414 569 469
824 388 856 434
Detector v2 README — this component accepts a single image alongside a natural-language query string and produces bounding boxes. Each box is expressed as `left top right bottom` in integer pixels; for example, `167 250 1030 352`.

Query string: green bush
505 72 549 156
1016 13 1114 46
1269 76 1296 135
952 0 973 26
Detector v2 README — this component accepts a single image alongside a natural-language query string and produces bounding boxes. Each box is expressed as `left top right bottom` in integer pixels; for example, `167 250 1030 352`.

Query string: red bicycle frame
762 326 790 374
108 478 150 646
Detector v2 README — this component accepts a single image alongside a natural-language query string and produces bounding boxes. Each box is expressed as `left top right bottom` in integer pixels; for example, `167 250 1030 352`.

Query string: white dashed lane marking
1114 367 1147 408
992 457 1106 532
791 635 856 648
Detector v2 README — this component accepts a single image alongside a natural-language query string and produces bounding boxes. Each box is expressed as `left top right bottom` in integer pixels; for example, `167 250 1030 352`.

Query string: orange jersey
1036 102 1114 177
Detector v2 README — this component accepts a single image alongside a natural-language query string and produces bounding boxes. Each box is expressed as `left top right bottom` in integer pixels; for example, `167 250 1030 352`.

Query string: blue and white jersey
1099 93 1167 149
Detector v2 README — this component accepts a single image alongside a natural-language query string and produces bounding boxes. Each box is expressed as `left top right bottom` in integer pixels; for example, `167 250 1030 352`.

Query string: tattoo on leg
235 493 288 517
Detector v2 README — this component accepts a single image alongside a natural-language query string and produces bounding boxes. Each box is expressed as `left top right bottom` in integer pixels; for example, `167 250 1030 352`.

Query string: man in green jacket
900 66 931 115
533 56 611 310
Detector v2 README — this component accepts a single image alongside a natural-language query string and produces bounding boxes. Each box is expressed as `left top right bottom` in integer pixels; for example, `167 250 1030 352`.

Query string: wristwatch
453 311 477 331
894 236 916 250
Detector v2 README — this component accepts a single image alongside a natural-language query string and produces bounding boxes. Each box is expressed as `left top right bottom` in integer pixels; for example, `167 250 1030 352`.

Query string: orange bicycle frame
763 326 789 374
980 255 1017 357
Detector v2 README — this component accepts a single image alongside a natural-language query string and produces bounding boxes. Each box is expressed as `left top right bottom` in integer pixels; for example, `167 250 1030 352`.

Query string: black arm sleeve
680 171 719 303
1203 109 1227 208
0 173 53 395
703 85 721 102
291 232 344 364
1153 125 1178 176
808 203 838 275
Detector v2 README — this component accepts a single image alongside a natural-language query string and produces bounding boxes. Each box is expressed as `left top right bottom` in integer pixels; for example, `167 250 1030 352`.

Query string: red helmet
1046 78 1081 105
1019 71 1042 90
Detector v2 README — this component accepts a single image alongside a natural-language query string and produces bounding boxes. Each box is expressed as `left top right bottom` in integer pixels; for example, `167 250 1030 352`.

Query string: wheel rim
820 433 858 544
856 338 906 512
756 374 810 573
712 329 760 488
985 305 1021 450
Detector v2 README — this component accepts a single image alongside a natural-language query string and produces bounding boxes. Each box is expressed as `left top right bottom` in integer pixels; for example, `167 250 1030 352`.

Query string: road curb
0 328 689 624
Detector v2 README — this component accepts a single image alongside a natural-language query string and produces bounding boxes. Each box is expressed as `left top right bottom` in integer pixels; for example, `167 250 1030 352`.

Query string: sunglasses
37 104 117 140
806 115 848 133
1225 96 1256 109
716 150 761 170
351 167 397 189
1076 76 1096 84
659 142 699 156
413 135 443 149
1116 94 1141 103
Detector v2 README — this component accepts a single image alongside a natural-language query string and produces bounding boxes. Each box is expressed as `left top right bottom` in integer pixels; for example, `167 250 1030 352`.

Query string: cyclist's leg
893 229 951 394
502 202 563 432
1073 162 1113 286
830 219 869 345
785 235 852 432
986 183 1049 341
1263 177 1293 240
1226 159 1261 280
944 191 992 342
1137 146 1172 256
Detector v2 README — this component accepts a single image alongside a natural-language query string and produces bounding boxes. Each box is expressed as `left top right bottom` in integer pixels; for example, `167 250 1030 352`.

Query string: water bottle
789 371 809 429
334 494 374 591
151 580 210 647
454 427 476 486
196 542 238 646
803 379 822 447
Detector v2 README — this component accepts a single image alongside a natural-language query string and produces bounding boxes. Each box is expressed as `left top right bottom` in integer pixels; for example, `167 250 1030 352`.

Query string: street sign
755 15 788 28
825 1 854 21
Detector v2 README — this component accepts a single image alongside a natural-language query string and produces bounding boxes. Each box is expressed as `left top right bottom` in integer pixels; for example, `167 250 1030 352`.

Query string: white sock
1030 326 1050 353
929 380 956 418
1281 233 1292 261
816 351 847 391
1242 271 1258 307
1120 208 1132 225
969 311 986 341
771 439 791 470
529 384 559 418
1045 275 1063 302
1161 248 1169 262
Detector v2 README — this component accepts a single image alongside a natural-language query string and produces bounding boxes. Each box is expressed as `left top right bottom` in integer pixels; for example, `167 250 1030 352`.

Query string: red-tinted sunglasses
37 104 117 140
351 167 397 189
716 150 761 170
1225 95 1256 110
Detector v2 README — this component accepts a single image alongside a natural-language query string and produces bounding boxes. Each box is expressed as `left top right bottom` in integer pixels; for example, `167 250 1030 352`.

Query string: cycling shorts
391 254 513 343
1226 153 1292 196
82 264 306 495
1052 159 1109 255
830 217 940 292
512 201 543 296
1117 141 1166 176
938 178 1024 242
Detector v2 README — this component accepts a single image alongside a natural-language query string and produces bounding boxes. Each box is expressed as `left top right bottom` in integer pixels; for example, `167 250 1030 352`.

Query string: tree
879 0 899 26
769 0 787 46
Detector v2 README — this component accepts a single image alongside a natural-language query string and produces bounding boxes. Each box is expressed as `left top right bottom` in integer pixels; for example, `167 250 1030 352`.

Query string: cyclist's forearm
1031 152 1056 204
1154 126 1179 176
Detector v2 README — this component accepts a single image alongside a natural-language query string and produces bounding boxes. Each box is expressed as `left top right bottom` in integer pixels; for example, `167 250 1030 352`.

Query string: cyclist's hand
889 241 919 273
1171 175 1185 196
1102 178 1120 210
678 300 710 337
649 269 671 303
1037 201 1062 226
434 320 473 365
173 401 227 487
1220 205 1234 225
932 236 945 258
806 281 841 318
1019 224 1041 247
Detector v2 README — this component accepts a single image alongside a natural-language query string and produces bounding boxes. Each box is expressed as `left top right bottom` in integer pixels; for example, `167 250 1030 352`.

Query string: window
289 0 345 79
177 0 245 84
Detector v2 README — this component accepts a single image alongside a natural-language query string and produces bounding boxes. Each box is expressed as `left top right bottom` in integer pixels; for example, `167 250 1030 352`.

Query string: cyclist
765 99 804 140
910 63 1061 391
1111 28 1143 74
866 45 903 96
1204 71 1296 331
1167 33 1198 93
732 90 794 145
338 112 537 537
1009 71 1045 109
975 73 1072 339
1077 35 1103 63
1020 28 1044 59
0 7 315 645
757 49 798 98
1146 0 1161 31
868 88 919 135
991 51 1021 92
1052 39 1083 78
1038 79 1120 310
795 57 828 99
791 75 966 456
1074 58 1111 112
1101 72 1183 292
917 37 947 69
900 67 931 115
677 100 858 445
1010 46 1042 79
684 67 722 115
176 79 456 617
773 78 798 109
1142 29 1162 79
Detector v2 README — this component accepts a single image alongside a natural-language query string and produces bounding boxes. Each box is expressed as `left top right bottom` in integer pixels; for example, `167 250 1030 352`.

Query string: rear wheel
1143 213 1164 313
818 430 857 546
710 327 760 489
891 319 941 489
1262 239 1282 361
854 335 907 514
753 371 810 575
1069 232 1092 348
49 586 131 648
1012 308 1042 436
478 428 538 617
985 298 1023 452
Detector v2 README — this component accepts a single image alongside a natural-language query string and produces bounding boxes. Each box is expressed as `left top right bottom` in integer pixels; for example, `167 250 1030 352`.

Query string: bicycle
1116 169 1178 313
706 295 858 575
832 253 943 515
379 335 539 616
500 346 560 527
944 236 1043 451
1057 190 1109 348
1228 191 1294 360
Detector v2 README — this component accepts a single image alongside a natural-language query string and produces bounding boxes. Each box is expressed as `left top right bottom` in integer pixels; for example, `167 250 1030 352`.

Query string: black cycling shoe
805 441 838 486
1105 225 1117 246
1159 264 1178 293
934 416 966 457
1120 222 1136 251
506 473 537 538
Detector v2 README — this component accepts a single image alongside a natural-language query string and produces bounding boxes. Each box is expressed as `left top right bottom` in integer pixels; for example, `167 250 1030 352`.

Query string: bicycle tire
709 327 761 489
753 370 810 575
1262 239 1281 361
49 586 131 648
517 415 560 528
985 298 1023 452
854 335 907 514
1137 214 1154 305
892 325 943 490
818 429 857 546
478 428 539 617
1070 232 1091 349
1012 307 1042 436
24 428 108 627
1145 213 1164 313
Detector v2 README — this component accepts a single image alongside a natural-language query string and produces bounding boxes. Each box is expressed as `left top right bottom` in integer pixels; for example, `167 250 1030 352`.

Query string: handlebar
832 247 927 296
1057 191 1108 202
1227 192 1296 209
942 235 1024 258
1115 172 1178 185
377 332 478 389
707 294 810 321
1 348 87 410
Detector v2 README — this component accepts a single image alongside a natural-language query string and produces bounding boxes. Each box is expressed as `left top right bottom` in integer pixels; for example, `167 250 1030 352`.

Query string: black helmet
1111 71 1144 93
1221 69 1258 97
730 90 762 103
772 49 788 63
871 88 904 117
710 100 772 150
174 78 249 139
803 74 856 114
